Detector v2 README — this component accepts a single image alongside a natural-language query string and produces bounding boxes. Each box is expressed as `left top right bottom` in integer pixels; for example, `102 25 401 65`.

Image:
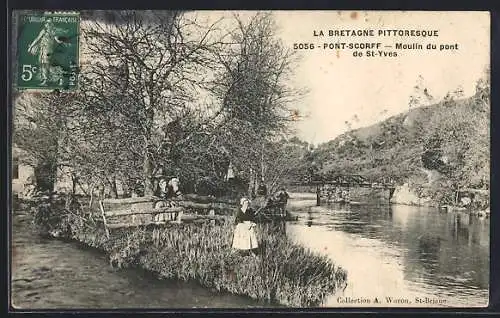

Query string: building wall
12 163 35 194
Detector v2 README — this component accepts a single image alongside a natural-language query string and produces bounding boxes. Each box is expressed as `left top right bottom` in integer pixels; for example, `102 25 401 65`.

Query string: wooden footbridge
294 174 397 205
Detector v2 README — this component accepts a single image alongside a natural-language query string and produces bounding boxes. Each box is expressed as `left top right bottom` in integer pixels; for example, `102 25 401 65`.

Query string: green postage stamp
16 12 80 91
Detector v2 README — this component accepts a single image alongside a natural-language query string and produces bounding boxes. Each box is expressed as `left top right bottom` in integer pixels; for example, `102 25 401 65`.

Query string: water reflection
286 199 489 307
307 207 313 227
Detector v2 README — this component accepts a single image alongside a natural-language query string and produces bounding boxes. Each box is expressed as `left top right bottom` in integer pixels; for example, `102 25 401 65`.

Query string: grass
30 198 348 307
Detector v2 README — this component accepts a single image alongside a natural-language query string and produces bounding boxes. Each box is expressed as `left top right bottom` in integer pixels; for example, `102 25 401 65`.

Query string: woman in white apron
232 197 259 255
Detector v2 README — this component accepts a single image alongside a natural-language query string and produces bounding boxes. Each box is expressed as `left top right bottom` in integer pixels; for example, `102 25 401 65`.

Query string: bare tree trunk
110 175 118 199
35 160 57 193
143 149 154 196
98 180 105 200
104 175 119 199
121 177 130 198
143 98 155 196
71 173 77 195
89 185 94 208
248 168 255 198
261 143 265 183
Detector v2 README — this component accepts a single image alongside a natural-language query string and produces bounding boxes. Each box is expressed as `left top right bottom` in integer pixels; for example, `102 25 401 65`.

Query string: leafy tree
208 12 304 195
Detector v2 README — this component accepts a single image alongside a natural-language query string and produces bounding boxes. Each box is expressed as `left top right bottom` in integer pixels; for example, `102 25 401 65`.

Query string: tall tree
80 11 221 195
209 12 304 195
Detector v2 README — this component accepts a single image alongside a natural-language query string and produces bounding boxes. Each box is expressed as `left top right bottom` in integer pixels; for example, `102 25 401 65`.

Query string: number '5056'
293 43 315 50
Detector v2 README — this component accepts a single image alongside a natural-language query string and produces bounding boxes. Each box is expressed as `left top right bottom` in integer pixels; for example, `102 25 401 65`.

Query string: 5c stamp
16 12 80 91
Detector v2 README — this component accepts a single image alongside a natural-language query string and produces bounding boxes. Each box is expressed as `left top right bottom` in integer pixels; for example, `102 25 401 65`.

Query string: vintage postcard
10 10 490 309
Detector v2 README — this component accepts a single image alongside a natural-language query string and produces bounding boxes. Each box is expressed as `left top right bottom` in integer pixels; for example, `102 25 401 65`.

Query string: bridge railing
290 180 396 188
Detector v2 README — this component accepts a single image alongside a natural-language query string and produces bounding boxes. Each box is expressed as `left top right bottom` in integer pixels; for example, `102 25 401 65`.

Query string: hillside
307 90 489 206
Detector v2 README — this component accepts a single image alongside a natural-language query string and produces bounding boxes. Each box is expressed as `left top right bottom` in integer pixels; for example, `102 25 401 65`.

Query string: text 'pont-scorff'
291 28 459 58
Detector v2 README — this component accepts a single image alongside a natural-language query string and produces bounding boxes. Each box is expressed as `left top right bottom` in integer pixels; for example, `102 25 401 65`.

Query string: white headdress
240 197 250 206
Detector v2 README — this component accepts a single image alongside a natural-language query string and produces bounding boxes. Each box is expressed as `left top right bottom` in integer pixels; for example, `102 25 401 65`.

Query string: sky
82 11 490 146
250 11 489 145
86 10 489 146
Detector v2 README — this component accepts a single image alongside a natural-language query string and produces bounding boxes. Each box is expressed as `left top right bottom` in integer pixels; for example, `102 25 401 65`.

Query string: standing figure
27 18 67 86
232 197 259 256
274 187 290 217
252 180 268 213
256 181 268 196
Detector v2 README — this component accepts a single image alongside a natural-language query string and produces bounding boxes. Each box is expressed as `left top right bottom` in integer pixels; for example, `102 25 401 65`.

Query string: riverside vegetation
29 197 348 307
301 72 490 208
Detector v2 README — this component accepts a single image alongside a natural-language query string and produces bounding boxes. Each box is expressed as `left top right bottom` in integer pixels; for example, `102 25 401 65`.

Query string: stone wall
318 186 392 204
390 183 435 207
348 187 391 203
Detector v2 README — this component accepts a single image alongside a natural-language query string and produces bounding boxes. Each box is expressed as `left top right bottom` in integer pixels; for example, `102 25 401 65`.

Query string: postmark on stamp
16 12 80 91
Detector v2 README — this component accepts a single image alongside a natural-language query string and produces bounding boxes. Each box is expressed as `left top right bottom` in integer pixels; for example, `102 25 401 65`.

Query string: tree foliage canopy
13 11 305 197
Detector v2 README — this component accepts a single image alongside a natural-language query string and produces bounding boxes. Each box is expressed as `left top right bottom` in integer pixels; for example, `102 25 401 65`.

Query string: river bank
11 209 274 309
24 197 347 307
289 185 489 215
391 183 490 216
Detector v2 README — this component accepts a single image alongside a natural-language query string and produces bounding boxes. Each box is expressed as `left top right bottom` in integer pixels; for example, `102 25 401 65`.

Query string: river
286 193 490 308
11 194 489 309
